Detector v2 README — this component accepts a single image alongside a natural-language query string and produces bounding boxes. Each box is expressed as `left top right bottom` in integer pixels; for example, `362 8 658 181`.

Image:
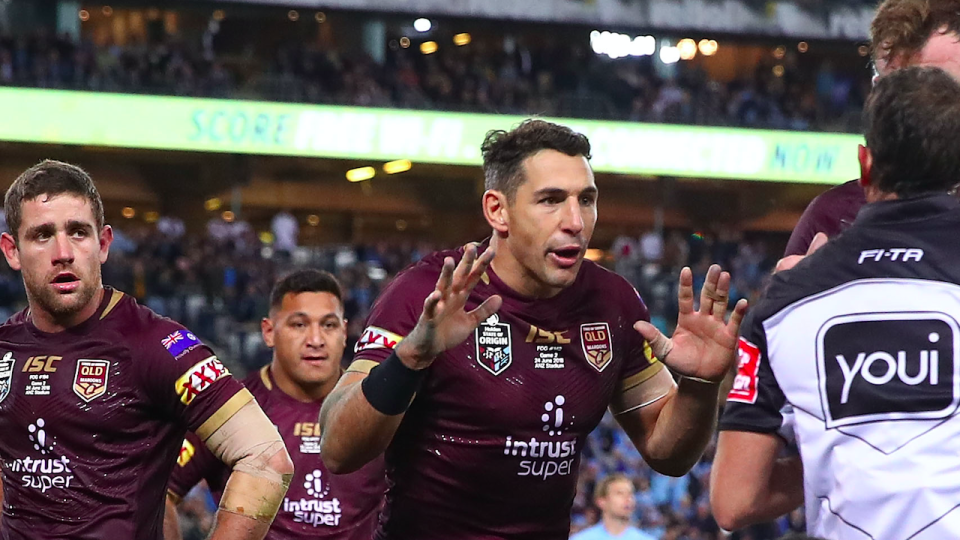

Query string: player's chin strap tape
361 351 427 415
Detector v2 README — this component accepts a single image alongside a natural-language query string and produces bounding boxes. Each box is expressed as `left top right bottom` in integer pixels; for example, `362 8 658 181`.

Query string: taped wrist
361 351 426 415
204 400 293 522
219 466 290 523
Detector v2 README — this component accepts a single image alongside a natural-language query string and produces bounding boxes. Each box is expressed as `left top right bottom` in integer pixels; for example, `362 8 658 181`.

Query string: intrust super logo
283 469 343 527
9 418 74 493
175 356 229 405
503 395 577 480
817 312 960 429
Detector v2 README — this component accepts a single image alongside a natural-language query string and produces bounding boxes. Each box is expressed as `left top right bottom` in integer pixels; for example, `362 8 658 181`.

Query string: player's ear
0 232 20 271
483 190 509 235
857 144 873 189
98 225 113 264
261 316 276 348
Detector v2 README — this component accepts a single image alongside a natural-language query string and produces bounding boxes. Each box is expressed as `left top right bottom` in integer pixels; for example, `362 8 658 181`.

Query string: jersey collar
854 192 960 227
23 286 120 343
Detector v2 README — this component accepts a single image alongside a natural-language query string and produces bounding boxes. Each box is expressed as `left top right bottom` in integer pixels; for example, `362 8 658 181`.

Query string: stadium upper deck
0 1 871 132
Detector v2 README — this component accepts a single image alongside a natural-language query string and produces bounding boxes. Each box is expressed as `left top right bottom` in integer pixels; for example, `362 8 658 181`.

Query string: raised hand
634 264 748 382
395 244 503 370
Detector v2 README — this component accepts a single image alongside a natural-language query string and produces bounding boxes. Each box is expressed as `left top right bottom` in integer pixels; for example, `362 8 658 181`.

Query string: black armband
361 351 427 415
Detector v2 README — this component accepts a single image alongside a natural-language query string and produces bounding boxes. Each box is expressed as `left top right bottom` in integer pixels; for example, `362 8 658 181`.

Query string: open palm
635 265 747 382
396 244 502 370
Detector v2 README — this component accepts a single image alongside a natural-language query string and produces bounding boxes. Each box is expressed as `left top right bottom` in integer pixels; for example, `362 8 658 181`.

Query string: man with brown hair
712 66 960 537
318 119 747 539
0 160 293 540
780 0 960 266
570 474 656 540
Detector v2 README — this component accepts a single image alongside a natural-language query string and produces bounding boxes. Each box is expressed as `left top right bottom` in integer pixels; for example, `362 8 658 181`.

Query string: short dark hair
871 0 960 66
863 66 960 197
269 269 343 312
4 160 104 240
593 473 633 501
481 119 592 201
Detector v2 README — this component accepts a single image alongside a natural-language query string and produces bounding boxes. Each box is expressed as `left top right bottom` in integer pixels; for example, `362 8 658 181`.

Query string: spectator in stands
270 209 299 254
571 474 657 540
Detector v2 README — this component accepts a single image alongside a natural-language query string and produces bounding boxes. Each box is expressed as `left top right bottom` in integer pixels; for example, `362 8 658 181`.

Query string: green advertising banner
0 87 861 184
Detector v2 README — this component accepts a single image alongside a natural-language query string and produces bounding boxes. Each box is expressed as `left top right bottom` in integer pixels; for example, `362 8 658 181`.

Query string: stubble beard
24 266 101 323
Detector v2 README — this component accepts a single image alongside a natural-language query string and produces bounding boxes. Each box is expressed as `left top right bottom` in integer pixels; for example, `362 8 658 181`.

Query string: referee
710 66 960 539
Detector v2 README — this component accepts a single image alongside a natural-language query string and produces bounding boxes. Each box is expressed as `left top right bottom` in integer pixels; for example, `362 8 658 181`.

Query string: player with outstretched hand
318 119 746 540
0 160 292 540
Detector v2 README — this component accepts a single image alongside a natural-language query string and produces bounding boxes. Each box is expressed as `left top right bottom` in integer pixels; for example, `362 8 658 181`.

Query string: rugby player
712 67 960 536
318 119 747 539
780 0 960 268
0 161 293 540
164 269 385 540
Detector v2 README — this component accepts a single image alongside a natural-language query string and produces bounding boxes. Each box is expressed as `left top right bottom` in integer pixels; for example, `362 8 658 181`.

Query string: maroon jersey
784 180 866 256
350 243 663 540
168 366 386 540
0 288 250 540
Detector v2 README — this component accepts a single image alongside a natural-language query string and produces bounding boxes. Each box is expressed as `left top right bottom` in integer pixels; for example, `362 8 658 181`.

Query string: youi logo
818 312 959 429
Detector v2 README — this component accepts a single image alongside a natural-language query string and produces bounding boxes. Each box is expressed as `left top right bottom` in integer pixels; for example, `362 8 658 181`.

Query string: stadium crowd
0 212 787 538
0 28 867 131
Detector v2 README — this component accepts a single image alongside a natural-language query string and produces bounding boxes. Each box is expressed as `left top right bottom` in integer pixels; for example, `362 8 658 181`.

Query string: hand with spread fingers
395 244 503 371
634 264 748 383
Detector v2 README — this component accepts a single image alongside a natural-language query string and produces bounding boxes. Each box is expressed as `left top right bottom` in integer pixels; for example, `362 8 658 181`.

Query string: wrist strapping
361 351 427 415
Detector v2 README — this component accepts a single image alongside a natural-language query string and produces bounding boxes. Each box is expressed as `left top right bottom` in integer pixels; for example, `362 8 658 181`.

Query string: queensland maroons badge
475 314 513 376
581 323 614 372
74 359 110 402
0 352 15 404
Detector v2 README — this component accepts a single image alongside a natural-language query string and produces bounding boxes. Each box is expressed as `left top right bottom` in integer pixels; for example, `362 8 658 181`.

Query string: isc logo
525 325 571 344
22 356 62 373
294 422 321 437
817 312 958 428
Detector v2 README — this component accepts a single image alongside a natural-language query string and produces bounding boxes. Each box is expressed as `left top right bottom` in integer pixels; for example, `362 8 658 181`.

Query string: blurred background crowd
0 26 867 131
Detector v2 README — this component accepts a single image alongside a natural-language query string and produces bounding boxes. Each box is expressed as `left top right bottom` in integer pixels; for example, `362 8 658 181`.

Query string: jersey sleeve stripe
195 387 254 441
345 359 380 375
619 360 665 392
99 289 125 320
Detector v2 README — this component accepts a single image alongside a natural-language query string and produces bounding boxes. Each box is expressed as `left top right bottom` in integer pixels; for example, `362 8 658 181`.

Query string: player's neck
269 362 340 403
864 185 900 204
489 235 563 299
601 515 630 537
30 286 105 333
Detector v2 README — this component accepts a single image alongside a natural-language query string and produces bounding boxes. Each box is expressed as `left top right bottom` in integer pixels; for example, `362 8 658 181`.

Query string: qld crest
475 314 513 376
581 322 614 372
74 359 110 402
0 351 15 404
